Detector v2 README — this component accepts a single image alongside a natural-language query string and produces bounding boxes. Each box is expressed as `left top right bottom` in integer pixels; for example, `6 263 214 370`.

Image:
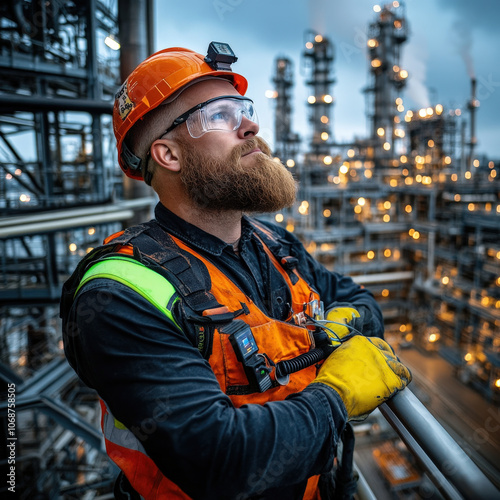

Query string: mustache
237 137 272 158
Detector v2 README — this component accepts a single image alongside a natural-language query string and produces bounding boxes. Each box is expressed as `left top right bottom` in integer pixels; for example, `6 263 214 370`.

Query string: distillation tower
271 57 300 168
364 1 408 163
301 30 335 187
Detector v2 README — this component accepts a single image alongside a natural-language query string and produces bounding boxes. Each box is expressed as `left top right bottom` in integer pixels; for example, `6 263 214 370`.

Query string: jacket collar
154 202 255 256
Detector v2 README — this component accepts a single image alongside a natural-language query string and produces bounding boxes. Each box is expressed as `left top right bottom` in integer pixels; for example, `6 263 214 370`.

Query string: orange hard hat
113 44 248 180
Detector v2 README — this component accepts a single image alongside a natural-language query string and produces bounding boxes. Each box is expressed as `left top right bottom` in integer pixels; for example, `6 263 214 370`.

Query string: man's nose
237 115 259 138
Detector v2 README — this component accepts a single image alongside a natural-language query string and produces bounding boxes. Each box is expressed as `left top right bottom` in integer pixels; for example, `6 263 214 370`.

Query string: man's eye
209 110 231 123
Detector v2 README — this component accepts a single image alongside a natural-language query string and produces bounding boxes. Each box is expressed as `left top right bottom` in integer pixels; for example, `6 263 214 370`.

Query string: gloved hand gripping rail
225 300 412 422
281 302 412 421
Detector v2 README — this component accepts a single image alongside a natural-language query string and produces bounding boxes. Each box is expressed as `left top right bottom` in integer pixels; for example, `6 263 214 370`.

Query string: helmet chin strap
121 141 143 174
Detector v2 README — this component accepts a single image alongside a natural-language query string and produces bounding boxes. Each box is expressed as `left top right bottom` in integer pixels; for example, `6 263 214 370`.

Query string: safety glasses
160 95 258 139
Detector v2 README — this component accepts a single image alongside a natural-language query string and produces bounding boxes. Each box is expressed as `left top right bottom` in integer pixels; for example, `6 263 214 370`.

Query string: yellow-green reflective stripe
102 403 147 454
76 256 180 329
114 417 128 430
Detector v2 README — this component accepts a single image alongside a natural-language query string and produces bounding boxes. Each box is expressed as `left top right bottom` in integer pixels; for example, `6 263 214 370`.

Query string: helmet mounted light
204 42 238 71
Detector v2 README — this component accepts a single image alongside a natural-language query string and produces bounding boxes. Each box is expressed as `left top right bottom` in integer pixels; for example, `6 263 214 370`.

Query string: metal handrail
379 389 500 499
354 463 378 500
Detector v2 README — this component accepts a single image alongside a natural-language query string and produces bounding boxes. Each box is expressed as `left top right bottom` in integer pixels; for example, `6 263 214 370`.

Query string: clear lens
186 97 257 138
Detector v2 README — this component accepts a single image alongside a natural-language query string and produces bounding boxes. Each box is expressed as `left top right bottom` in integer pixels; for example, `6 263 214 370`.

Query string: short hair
126 98 183 185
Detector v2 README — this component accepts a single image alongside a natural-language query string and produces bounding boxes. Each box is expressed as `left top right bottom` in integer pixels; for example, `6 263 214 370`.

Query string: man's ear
150 139 181 172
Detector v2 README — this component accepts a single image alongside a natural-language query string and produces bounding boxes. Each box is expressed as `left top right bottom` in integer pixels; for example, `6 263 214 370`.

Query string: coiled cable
275 348 325 378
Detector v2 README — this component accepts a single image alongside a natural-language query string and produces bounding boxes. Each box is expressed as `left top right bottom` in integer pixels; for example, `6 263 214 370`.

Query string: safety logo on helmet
115 82 134 121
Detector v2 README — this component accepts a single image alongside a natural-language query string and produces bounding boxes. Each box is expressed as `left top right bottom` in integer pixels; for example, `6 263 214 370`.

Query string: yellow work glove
311 335 411 421
323 305 362 346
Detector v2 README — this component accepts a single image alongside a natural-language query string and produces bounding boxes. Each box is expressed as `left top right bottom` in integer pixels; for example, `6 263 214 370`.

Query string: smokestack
460 120 467 178
467 77 479 169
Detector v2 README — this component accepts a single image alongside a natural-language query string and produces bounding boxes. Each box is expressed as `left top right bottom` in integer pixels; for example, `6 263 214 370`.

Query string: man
61 43 411 500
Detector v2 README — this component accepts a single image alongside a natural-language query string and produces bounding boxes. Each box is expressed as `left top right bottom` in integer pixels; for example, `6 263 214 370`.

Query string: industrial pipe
0 94 113 113
0 211 134 238
118 0 156 225
0 197 155 229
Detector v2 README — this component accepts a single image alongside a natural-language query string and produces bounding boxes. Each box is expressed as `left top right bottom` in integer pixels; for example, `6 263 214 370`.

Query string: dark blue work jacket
63 202 384 500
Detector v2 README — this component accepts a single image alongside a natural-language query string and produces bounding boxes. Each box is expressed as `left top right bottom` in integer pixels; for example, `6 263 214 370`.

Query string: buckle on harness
201 304 249 324
202 305 231 317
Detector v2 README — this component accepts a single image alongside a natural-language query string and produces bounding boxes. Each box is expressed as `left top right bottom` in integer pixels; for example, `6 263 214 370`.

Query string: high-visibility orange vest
76 222 325 499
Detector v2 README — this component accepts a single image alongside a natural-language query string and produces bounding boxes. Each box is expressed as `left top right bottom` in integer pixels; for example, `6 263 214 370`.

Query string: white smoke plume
453 20 475 78
402 40 431 108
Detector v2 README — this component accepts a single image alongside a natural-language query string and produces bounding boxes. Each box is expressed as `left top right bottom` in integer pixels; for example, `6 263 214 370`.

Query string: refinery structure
271 3 499 402
0 1 499 498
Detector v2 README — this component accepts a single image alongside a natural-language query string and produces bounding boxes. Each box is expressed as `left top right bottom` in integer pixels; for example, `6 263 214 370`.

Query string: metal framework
0 1 127 496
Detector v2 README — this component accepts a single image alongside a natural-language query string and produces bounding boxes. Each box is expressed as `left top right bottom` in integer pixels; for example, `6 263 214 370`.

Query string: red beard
177 136 297 213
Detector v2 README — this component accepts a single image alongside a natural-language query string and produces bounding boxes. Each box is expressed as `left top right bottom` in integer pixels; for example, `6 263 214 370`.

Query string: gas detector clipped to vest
223 320 273 393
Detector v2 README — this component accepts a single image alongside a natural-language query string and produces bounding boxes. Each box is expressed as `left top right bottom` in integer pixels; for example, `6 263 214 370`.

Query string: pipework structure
268 5 500 409
266 5 500 492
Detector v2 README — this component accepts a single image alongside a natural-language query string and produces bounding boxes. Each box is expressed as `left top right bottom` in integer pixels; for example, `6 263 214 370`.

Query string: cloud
438 0 499 33
154 0 500 157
